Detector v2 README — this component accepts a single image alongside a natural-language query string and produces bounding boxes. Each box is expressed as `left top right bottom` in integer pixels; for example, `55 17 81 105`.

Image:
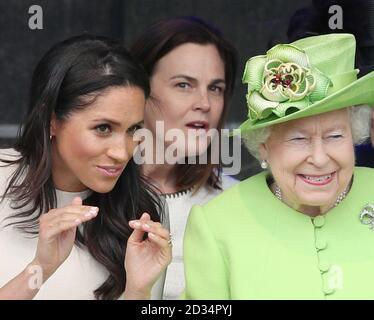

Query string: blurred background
0 0 373 179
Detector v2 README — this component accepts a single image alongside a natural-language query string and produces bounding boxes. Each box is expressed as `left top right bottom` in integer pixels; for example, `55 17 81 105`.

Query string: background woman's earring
261 160 268 169
49 135 52 140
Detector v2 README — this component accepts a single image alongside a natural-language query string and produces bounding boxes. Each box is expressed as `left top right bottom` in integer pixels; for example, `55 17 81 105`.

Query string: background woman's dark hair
130 16 238 191
0 34 162 299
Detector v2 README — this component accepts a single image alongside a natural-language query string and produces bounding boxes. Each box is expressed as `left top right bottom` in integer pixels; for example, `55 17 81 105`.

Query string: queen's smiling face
259 108 355 215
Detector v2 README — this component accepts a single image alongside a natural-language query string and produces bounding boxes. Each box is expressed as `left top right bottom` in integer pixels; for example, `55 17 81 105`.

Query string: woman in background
130 17 238 299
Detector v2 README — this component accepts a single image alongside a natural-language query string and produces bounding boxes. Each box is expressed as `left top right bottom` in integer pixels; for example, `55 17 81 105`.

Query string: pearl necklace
273 184 349 207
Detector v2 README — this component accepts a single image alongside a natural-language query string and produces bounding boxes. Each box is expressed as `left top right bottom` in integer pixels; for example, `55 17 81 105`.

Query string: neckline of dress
163 187 194 199
55 188 92 200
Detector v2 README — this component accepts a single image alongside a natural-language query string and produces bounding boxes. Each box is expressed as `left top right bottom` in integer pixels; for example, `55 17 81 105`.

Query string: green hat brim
238 69 374 134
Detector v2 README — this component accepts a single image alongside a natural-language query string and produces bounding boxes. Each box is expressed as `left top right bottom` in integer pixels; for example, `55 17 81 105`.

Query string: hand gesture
32 197 99 283
124 213 172 299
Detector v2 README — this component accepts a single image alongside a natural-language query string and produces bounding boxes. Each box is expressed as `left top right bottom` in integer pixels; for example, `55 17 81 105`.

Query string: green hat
238 33 374 133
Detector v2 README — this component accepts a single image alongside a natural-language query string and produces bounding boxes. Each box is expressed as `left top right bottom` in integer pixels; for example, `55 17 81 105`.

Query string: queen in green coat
183 33 374 299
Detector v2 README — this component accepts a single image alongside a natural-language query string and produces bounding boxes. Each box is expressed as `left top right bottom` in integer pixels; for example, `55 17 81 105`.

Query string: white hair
349 105 372 145
242 105 372 163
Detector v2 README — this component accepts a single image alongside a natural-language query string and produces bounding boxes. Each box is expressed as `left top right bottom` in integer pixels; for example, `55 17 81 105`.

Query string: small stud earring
49 135 52 140
261 160 268 169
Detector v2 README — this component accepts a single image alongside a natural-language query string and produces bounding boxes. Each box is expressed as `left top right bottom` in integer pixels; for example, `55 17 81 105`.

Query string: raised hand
124 213 172 299
31 196 99 283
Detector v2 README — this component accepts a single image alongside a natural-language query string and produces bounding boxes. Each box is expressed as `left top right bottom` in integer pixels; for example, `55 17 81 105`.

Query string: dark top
355 143 374 168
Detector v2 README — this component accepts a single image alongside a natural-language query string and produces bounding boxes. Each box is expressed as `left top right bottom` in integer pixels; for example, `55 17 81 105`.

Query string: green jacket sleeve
183 204 230 299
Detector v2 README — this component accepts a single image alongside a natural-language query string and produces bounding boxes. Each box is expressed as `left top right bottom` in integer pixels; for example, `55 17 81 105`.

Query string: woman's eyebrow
324 125 347 132
169 75 225 85
91 118 121 126
92 118 144 129
285 128 309 135
169 75 197 83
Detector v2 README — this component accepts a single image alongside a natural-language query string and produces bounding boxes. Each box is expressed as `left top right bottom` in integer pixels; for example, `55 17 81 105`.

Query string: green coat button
313 215 325 227
323 285 335 295
315 238 327 250
319 261 330 272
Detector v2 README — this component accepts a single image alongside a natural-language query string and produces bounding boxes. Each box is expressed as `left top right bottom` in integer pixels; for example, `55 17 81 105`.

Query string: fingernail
74 218 81 224
86 208 98 217
89 207 99 214
129 220 139 227
143 224 151 231
148 232 155 238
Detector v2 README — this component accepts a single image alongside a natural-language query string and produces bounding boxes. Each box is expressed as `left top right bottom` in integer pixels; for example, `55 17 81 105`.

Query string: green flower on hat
262 61 315 101
242 44 332 122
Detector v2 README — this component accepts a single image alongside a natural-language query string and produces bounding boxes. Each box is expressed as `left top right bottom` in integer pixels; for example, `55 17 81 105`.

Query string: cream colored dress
0 148 165 299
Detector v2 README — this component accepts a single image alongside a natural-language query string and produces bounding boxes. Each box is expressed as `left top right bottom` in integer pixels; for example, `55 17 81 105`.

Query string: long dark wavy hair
130 16 238 191
0 34 163 299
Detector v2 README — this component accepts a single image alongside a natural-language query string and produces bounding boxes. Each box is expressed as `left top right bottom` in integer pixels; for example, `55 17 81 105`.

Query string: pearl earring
261 160 268 169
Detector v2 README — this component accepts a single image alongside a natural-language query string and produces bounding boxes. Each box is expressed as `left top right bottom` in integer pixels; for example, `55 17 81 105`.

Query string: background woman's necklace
274 184 349 207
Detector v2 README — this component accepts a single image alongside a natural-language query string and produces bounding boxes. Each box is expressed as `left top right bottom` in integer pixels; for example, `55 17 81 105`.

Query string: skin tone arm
0 200 171 300
0 263 42 299
0 197 98 299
